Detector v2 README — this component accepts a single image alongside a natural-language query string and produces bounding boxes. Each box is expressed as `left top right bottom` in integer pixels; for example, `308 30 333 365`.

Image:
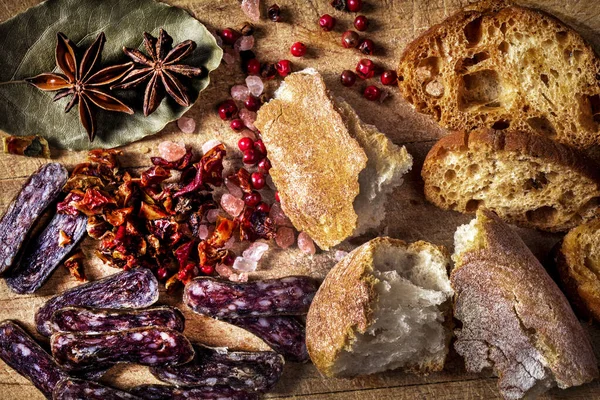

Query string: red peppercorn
356 58 376 79
341 30 359 48
276 60 292 77
246 58 261 75
258 157 272 173
256 202 270 213
230 119 244 131
244 191 262 207
354 15 368 31
220 28 240 45
319 14 336 31
238 137 254 151
358 39 374 55
244 95 261 112
268 4 283 22
381 70 398 86
251 172 266 189
347 0 363 12
290 42 307 57
275 191 280 202
201 264 214 275
243 148 258 164
340 70 357 87
157 267 168 280
363 85 381 101
218 100 238 120
254 139 267 156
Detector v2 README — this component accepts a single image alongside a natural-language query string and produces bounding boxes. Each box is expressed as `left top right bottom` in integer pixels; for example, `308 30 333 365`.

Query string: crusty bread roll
421 128 600 232
397 0 600 149
452 209 598 399
306 237 453 377
255 69 412 250
555 218 600 321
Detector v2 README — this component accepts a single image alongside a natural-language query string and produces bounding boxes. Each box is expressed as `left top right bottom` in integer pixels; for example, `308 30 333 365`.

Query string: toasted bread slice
398 0 600 149
306 237 453 377
555 219 600 321
255 69 412 249
422 128 600 232
452 209 598 399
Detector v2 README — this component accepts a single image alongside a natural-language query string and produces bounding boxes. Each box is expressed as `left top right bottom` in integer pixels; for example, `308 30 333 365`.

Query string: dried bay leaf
0 0 222 150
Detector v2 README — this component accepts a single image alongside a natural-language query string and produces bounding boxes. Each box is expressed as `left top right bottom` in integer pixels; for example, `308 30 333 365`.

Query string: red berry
275 191 281 202
358 39 374 55
157 267 168 280
363 85 381 101
276 60 292 77
356 58 376 79
244 95 261 112
319 14 336 31
218 100 238 120
256 202 270 213
244 191 262 207
251 172 266 189
246 58 261 75
254 139 267 156
341 30 359 48
340 70 357 87
238 137 254 151
258 157 272 173
290 42 307 57
230 118 244 131
381 70 398 86
201 264 214 275
347 0 363 12
243 148 258 164
354 15 368 31
220 28 240 45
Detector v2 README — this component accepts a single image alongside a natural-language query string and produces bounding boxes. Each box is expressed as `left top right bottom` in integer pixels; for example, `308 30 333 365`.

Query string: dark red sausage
53 378 141 400
129 384 259 400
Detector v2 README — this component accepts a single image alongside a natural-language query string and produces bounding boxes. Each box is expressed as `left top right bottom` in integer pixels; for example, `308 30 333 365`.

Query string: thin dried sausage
129 385 258 400
53 378 141 400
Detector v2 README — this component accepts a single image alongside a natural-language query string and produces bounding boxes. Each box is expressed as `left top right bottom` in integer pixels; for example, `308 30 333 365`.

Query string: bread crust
452 210 598 398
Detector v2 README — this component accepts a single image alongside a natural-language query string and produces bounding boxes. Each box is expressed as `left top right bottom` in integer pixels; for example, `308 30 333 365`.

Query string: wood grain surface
0 0 599 398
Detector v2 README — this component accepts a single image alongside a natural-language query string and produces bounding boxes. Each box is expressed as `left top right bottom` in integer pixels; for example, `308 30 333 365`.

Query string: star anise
111 29 205 116
26 32 134 142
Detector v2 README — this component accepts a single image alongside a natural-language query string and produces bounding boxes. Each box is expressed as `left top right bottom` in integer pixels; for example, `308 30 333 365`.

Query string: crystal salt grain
275 227 295 249
239 109 257 131
231 85 250 101
221 194 245 217
269 203 293 227
297 232 316 255
158 140 186 162
334 250 349 261
206 209 221 223
245 75 264 97
177 117 196 134
229 271 249 282
233 256 258 272
198 225 209 240
242 242 269 261
235 35 255 52
225 178 244 198
202 139 222 154
223 51 237 65
216 264 233 278
241 0 261 22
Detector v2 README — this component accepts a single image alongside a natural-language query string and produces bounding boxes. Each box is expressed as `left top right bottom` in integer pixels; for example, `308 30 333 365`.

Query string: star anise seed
111 29 205 116
26 32 134 142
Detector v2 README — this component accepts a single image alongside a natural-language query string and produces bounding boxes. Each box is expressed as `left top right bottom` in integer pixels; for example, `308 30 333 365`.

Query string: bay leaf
0 0 222 151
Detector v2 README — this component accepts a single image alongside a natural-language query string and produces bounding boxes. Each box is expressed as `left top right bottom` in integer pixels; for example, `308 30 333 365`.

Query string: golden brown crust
452 209 599 398
254 70 367 250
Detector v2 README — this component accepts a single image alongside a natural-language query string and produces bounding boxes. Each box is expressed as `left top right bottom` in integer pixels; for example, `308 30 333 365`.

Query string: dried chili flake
63 251 86 282
227 168 253 194
57 192 84 216
105 207 134 227
73 188 117 216
151 147 194 170
140 166 171 187
139 202 169 220
86 216 110 239
87 149 122 169
58 230 72 247
174 241 195 270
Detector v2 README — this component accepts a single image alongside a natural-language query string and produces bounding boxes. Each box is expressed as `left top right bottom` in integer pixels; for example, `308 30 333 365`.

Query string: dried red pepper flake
140 166 171 187
227 168 253 194
208 216 237 248
87 149 122 169
86 216 110 239
57 192 85 216
139 202 169 220
174 241 195 270
151 147 194 170
72 188 117 216
104 207 134 227
63 251 87 282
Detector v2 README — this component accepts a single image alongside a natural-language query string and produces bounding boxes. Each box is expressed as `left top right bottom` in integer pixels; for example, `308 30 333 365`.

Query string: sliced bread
397 0 600 149
421 128 600 232
452 209 598 399
555 218 600 321
306 237 453 377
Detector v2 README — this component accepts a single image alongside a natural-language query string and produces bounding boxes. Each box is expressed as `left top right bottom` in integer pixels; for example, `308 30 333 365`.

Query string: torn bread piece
306 237 453 377
452 209 598 400
255 69 412 249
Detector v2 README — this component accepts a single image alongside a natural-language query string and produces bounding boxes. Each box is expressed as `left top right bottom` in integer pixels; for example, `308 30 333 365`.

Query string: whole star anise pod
111 29 205 116
26 32 134 142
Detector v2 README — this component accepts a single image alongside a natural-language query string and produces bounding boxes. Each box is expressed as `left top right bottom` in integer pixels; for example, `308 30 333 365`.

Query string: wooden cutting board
1 0 600 398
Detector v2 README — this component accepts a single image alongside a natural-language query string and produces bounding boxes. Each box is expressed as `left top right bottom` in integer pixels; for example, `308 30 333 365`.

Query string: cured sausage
53 378 141 400
150 345 284 392
51 327 194 371
0 320 67 399
184 276 317 319
0 163 68 274
49 306 185 334
129 385 258 400
35 269 159 336
5 213 87 294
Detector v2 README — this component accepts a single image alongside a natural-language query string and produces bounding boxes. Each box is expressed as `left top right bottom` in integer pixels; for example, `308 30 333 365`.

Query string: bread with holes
555 219 600 321
421 128 600 232
452 209 598 399
397 0 600 149
306 237 453 377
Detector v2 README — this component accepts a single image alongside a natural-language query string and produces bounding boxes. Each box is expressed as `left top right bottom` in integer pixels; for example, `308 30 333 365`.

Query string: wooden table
0 0 599 398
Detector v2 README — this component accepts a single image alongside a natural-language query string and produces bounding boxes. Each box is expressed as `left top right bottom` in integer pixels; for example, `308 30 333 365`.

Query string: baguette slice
555 219 600 321
255 69 412 249
422 128 600 232
306 237 453 377
397 0 600 149
452 209 598 400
